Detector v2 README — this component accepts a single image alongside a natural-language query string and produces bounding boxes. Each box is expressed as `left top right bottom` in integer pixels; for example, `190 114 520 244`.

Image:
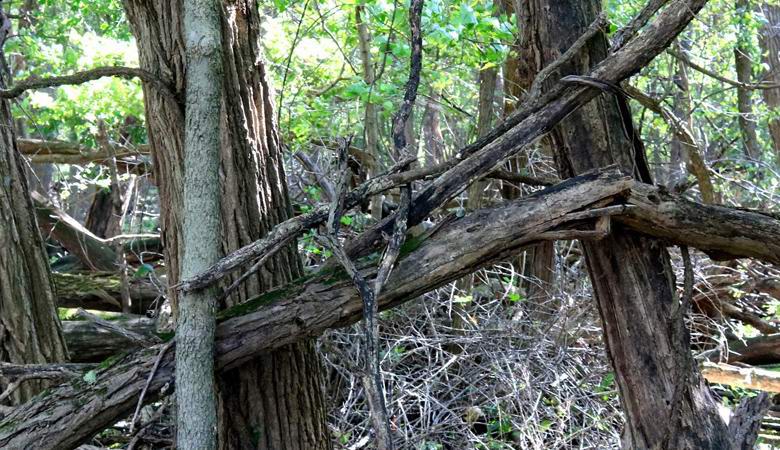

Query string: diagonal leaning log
0 170 634 449
5 167 780 448
180 0 713 294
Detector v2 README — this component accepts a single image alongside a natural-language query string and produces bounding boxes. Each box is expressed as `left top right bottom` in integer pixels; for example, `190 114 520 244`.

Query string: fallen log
6 166 780 447
703 362 780 394
18 139 150 175
0 169 635 449
727 335 780 366
619 183 780 264
54 272 162 313
62 316 158 363
32 191 118 271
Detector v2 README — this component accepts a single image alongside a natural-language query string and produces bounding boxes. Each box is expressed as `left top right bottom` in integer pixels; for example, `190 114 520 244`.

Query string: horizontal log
18 139 150 174
54 272 162 313
62 316 158 363
0 169 634 449
703 362 780 394
727 335 780 366
619 183 780 265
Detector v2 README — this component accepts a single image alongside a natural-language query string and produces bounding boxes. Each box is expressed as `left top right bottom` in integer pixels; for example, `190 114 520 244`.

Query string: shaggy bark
518 0 746 448
122 1 330 448
0 40 69 404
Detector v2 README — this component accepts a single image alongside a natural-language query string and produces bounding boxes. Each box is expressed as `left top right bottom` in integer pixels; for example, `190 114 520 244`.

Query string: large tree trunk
502 0 555 305
122 1 330 448
0 42 69 403
518 1 732 447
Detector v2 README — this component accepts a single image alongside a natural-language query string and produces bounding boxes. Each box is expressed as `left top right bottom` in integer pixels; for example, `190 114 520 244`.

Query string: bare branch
669 49 780 90
0 67 176 101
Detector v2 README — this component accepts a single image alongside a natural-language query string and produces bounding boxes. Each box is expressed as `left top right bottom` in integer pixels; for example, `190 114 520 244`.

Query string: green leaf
83 370 98 384
133 263 154 278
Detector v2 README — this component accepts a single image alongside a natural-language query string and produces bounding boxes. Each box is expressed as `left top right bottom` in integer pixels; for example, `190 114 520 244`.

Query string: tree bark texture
735 0 761 159
121 1 330 448
176 0 223 446
760 2 780 164
518 0 733 447
0 54 69 403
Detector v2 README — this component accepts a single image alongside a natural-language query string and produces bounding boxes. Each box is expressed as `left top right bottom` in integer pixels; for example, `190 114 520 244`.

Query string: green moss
156 331 175 342
218 287 292 320
98 352 126 370
0 418 18 433
398 233 427 258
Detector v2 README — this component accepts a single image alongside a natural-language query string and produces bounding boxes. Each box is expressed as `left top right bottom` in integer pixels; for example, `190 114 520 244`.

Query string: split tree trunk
0 44 68 403
122 1 330 448
519 1 733 447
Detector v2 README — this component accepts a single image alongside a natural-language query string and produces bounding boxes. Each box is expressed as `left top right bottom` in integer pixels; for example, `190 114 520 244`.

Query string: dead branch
0 169 634 449
669 49 780 90
181 0 712 293
0 66 176 101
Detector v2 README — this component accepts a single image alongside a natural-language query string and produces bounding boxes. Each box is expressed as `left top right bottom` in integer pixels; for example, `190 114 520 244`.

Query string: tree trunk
85 187 120 238
759 1 780 165
0 43 68 403
502 0 555 305
356 5 384 221
519 1 733 447
122 1 330 448
422 92 445 165
735 0 761 159
176 0 223 446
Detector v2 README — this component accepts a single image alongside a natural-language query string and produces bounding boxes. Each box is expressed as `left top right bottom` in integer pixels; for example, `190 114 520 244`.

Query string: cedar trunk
519 1 732 448
0 49 69 403
122 1 330 448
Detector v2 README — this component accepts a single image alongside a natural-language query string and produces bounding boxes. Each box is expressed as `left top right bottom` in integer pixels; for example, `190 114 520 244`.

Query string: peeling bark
0 37 68 405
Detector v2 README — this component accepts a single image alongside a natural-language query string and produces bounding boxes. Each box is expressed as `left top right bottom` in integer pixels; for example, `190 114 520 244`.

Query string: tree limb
0 67 176 101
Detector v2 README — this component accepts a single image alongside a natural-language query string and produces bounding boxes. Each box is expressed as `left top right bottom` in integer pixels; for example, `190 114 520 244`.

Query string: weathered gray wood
53 272 161 313
62 316 157 363
619 183 780 264
0 169 634 449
